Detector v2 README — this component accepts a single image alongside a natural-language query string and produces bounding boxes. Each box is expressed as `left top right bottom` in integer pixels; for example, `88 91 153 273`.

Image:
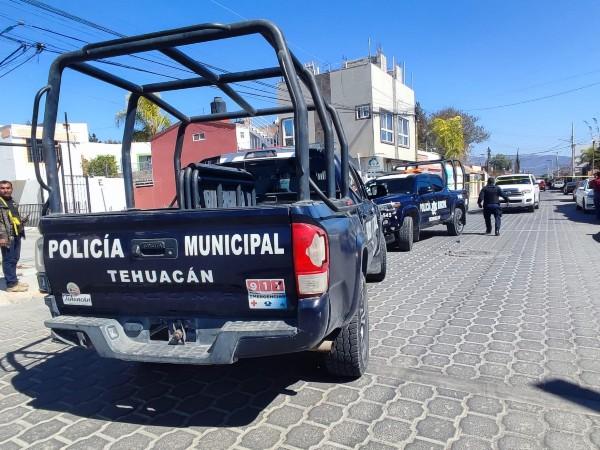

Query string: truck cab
366 160 467 251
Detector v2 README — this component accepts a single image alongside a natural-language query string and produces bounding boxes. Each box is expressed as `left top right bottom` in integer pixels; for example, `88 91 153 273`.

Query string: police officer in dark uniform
478 177 509 236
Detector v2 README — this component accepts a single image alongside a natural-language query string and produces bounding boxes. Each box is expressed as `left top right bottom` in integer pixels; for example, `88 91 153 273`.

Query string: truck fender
403 206 420 227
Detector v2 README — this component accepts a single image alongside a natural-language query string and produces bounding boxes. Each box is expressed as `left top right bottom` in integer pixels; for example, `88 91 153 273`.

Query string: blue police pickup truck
366 160 468 251
32 20 385 378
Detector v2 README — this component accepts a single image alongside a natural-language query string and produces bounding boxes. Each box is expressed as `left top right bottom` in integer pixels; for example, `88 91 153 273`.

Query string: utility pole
64 112 77 213
571 122 576 177
593 140 596 173
486 147 491 173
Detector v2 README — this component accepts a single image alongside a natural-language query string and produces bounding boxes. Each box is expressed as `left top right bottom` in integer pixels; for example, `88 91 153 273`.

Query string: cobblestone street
1 191 599 449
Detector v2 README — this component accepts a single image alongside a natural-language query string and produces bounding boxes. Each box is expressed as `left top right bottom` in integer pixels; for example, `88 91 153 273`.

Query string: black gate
61 175 91 214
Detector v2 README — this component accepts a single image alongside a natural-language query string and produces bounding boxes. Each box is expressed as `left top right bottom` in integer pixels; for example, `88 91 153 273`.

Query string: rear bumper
44 293 330 365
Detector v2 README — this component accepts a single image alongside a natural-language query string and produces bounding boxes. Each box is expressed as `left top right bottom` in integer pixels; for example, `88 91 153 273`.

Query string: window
416 176 432 194
429 175 444 192
282 118 294 147
192 132 205 142
367 177 414 195
355 104 371 120
25 138 59 163
380 110 394 144
240 132 245 139
137 154 152 171
398 117 410 147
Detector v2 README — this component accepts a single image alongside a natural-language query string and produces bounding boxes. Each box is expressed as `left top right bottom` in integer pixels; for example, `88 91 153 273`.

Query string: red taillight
292 222 329 297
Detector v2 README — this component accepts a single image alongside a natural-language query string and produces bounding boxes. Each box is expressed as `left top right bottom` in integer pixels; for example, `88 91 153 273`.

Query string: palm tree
115 95 172 141
578 145 600 171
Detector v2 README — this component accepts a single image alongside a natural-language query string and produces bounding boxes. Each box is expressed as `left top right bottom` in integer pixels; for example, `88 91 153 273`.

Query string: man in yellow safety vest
0 180 28 292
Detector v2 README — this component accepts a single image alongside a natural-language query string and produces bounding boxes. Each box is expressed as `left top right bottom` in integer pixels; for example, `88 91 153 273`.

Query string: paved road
1 192 599 449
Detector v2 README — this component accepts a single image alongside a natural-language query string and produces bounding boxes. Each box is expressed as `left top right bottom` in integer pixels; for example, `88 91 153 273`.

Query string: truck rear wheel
324 275 369 378
447 208 464 236
396 216 414 251
366 236 386 282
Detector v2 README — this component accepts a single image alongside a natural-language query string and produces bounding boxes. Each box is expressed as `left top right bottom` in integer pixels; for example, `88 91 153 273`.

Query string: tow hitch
169 321 186 345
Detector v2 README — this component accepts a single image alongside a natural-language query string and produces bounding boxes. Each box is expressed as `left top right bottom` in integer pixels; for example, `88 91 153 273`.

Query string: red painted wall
134 122 238 209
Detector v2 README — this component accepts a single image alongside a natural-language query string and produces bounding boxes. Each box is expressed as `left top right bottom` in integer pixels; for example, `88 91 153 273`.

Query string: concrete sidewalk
0 227 44 306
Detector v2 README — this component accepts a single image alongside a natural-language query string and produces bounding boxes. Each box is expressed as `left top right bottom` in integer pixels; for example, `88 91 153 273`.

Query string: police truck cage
31 20 350 214
392 159 467 193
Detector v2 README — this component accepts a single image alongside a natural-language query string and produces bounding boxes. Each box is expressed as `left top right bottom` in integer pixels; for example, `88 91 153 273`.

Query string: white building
0 123 149 211
278 51 417 175
235 118 278 151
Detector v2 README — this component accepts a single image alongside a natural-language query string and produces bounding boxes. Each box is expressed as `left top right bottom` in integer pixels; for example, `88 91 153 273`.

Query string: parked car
563 181 578 195
495 174 540 212
572 180 584 201
575 179 596 213
536 179 546 191
553 179 565 190
366 163 467 251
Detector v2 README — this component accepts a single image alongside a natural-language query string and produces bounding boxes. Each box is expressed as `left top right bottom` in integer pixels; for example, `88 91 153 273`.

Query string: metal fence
18 203 43 227
132 161 153 187
62 175 91 214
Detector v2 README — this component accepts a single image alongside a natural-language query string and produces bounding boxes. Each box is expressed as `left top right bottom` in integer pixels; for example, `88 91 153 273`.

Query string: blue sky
1 0 599 160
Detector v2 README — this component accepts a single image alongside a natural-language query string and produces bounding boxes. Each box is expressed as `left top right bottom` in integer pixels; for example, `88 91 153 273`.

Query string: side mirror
418 186 433 195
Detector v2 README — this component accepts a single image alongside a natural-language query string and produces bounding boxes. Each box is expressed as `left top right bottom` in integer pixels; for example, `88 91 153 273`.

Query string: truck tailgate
40 207 295 317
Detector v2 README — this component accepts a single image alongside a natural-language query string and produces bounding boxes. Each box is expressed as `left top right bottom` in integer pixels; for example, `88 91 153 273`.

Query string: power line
467 80 600 112
0 42 25 66
0 44 40 78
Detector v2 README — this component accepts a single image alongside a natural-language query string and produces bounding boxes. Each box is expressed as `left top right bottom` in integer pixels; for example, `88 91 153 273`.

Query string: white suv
495 174 540 212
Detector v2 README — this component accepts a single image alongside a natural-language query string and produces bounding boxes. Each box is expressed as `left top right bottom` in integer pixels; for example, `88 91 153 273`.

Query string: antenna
368 37 371 58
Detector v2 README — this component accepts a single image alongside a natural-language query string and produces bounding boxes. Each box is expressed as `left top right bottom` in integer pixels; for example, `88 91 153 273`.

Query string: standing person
590 171 600 221
0 180 28 292
478 177 509 236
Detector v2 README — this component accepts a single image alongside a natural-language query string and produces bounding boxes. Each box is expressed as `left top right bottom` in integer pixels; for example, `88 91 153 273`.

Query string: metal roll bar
37 20 349 213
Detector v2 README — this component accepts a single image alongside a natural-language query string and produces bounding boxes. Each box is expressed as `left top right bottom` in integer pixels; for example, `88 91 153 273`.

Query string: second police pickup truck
366 160 468 251
31 20 386 378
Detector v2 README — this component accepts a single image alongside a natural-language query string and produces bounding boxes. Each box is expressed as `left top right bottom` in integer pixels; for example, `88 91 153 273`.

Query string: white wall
87 177 126 212
235 125 251 150
82 142 151 171
371 64 416 161
329 64 375 158
0 139 17 181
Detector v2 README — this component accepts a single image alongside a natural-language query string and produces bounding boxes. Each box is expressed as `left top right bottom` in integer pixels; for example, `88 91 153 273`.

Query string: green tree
115 95 171 141
578 145 600 171
430 116 465 159
429 107 490 157
88 132 100 143
85 155 119 177
489 154 512 172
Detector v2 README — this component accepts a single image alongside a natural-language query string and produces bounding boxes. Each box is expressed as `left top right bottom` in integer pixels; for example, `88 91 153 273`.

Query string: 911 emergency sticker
246 279 287 309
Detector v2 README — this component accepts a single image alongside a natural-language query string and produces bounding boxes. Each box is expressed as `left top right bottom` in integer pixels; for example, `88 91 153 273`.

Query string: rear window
224 153 334 201
496 176 531 185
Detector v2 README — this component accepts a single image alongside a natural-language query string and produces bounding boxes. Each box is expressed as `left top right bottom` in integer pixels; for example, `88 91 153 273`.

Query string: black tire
324 275 369 378
528 205 535 212
413 220 420 243
366 236 387 283
447 207 464 236
396 216 413 251
576 201 581 210
535 201 540 209
583 204 590 214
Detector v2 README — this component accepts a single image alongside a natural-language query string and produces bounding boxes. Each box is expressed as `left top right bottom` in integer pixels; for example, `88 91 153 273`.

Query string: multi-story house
277 50 417 176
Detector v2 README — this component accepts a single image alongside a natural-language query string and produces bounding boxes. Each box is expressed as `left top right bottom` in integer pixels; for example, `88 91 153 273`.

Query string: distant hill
468 154 572 176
